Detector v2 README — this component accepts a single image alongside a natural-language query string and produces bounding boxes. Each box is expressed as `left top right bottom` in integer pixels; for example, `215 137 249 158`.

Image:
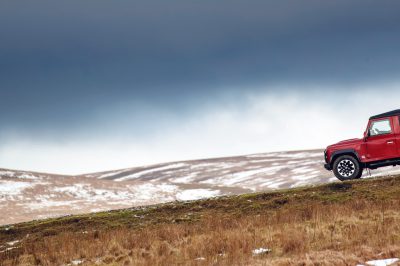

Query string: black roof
370 109 400 120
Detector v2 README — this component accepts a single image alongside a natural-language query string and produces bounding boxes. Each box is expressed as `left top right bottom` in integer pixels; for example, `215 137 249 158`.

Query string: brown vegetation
2 176 400 265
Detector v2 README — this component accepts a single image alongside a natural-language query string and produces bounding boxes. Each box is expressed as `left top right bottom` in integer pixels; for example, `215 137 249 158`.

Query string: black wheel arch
330 149 363 168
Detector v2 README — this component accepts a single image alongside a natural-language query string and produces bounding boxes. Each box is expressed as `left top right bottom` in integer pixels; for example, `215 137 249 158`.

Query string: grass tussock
2 176 400 265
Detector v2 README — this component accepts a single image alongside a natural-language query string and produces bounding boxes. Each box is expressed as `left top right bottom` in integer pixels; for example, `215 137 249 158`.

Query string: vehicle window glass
370 119 392 136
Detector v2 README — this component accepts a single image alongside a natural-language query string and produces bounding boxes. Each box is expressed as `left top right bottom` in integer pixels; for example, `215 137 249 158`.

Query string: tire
333 155 362 181
354 168 363 179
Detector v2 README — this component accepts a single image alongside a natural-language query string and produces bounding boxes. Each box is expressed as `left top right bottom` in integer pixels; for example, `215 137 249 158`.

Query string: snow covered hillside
1 149 400 225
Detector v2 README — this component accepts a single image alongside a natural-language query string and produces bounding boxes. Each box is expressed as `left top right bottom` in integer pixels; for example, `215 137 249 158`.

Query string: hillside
2 149 400 225
2 175 400 265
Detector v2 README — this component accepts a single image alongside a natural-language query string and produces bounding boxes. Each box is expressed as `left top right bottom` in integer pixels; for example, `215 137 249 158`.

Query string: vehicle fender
330 149 361 166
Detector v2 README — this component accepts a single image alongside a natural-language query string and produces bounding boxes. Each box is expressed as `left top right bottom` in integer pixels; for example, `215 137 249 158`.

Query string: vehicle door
365 117 398 161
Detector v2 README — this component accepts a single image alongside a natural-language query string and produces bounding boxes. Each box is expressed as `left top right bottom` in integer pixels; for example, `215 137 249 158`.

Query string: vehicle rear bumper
324 163 332 171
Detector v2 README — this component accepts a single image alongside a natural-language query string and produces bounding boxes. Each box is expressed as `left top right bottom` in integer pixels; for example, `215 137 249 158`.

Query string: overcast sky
1 0 400 174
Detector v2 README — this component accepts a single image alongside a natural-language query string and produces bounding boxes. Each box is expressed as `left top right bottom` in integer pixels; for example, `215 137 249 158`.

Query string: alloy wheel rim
337 159 355 177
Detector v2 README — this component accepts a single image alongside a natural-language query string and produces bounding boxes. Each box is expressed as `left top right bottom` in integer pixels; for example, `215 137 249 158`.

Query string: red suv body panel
364 117 399 162
324 110 400 171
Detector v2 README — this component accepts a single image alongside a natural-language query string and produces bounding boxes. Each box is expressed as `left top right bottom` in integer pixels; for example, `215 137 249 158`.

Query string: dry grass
2 176 400 265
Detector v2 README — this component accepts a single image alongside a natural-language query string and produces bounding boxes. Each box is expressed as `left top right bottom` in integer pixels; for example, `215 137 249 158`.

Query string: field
2 175 400 265
3 149 400 226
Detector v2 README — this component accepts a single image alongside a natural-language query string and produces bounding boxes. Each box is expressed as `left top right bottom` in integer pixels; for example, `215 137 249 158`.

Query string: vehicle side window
370 119 392 136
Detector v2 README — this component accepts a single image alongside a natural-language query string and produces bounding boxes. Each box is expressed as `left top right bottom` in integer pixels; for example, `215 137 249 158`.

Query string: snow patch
292 174 318 181
202 166 286 187
25 198 81 210
18 174 40 180
115 163 187 181
171 172 198 183
53 184 133 202
176 189 220 201
128 183 178 201
261 180 287 189
291 166 314 174
0 181 33 196
252 248 271 255
0 171 16 178
97 170 126 179
69 259 84 265
365 258 399 266
276 152 322 159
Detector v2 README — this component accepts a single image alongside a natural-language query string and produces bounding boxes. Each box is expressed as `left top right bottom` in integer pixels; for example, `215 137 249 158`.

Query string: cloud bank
1 1 400 173
1 84 398 174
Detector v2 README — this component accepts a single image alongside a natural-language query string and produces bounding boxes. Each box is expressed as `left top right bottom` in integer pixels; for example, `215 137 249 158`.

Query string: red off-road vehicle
325 109 400 181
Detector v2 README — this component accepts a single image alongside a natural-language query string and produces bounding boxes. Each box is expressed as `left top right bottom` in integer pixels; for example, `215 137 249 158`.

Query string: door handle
387 141 395 144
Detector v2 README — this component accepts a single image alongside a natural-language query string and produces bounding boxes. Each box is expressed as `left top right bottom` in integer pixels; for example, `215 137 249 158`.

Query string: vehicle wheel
333 155 361 181
354 168 364 179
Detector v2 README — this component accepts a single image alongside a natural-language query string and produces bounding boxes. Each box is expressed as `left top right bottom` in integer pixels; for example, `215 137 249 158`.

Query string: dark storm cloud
1 0 400 132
